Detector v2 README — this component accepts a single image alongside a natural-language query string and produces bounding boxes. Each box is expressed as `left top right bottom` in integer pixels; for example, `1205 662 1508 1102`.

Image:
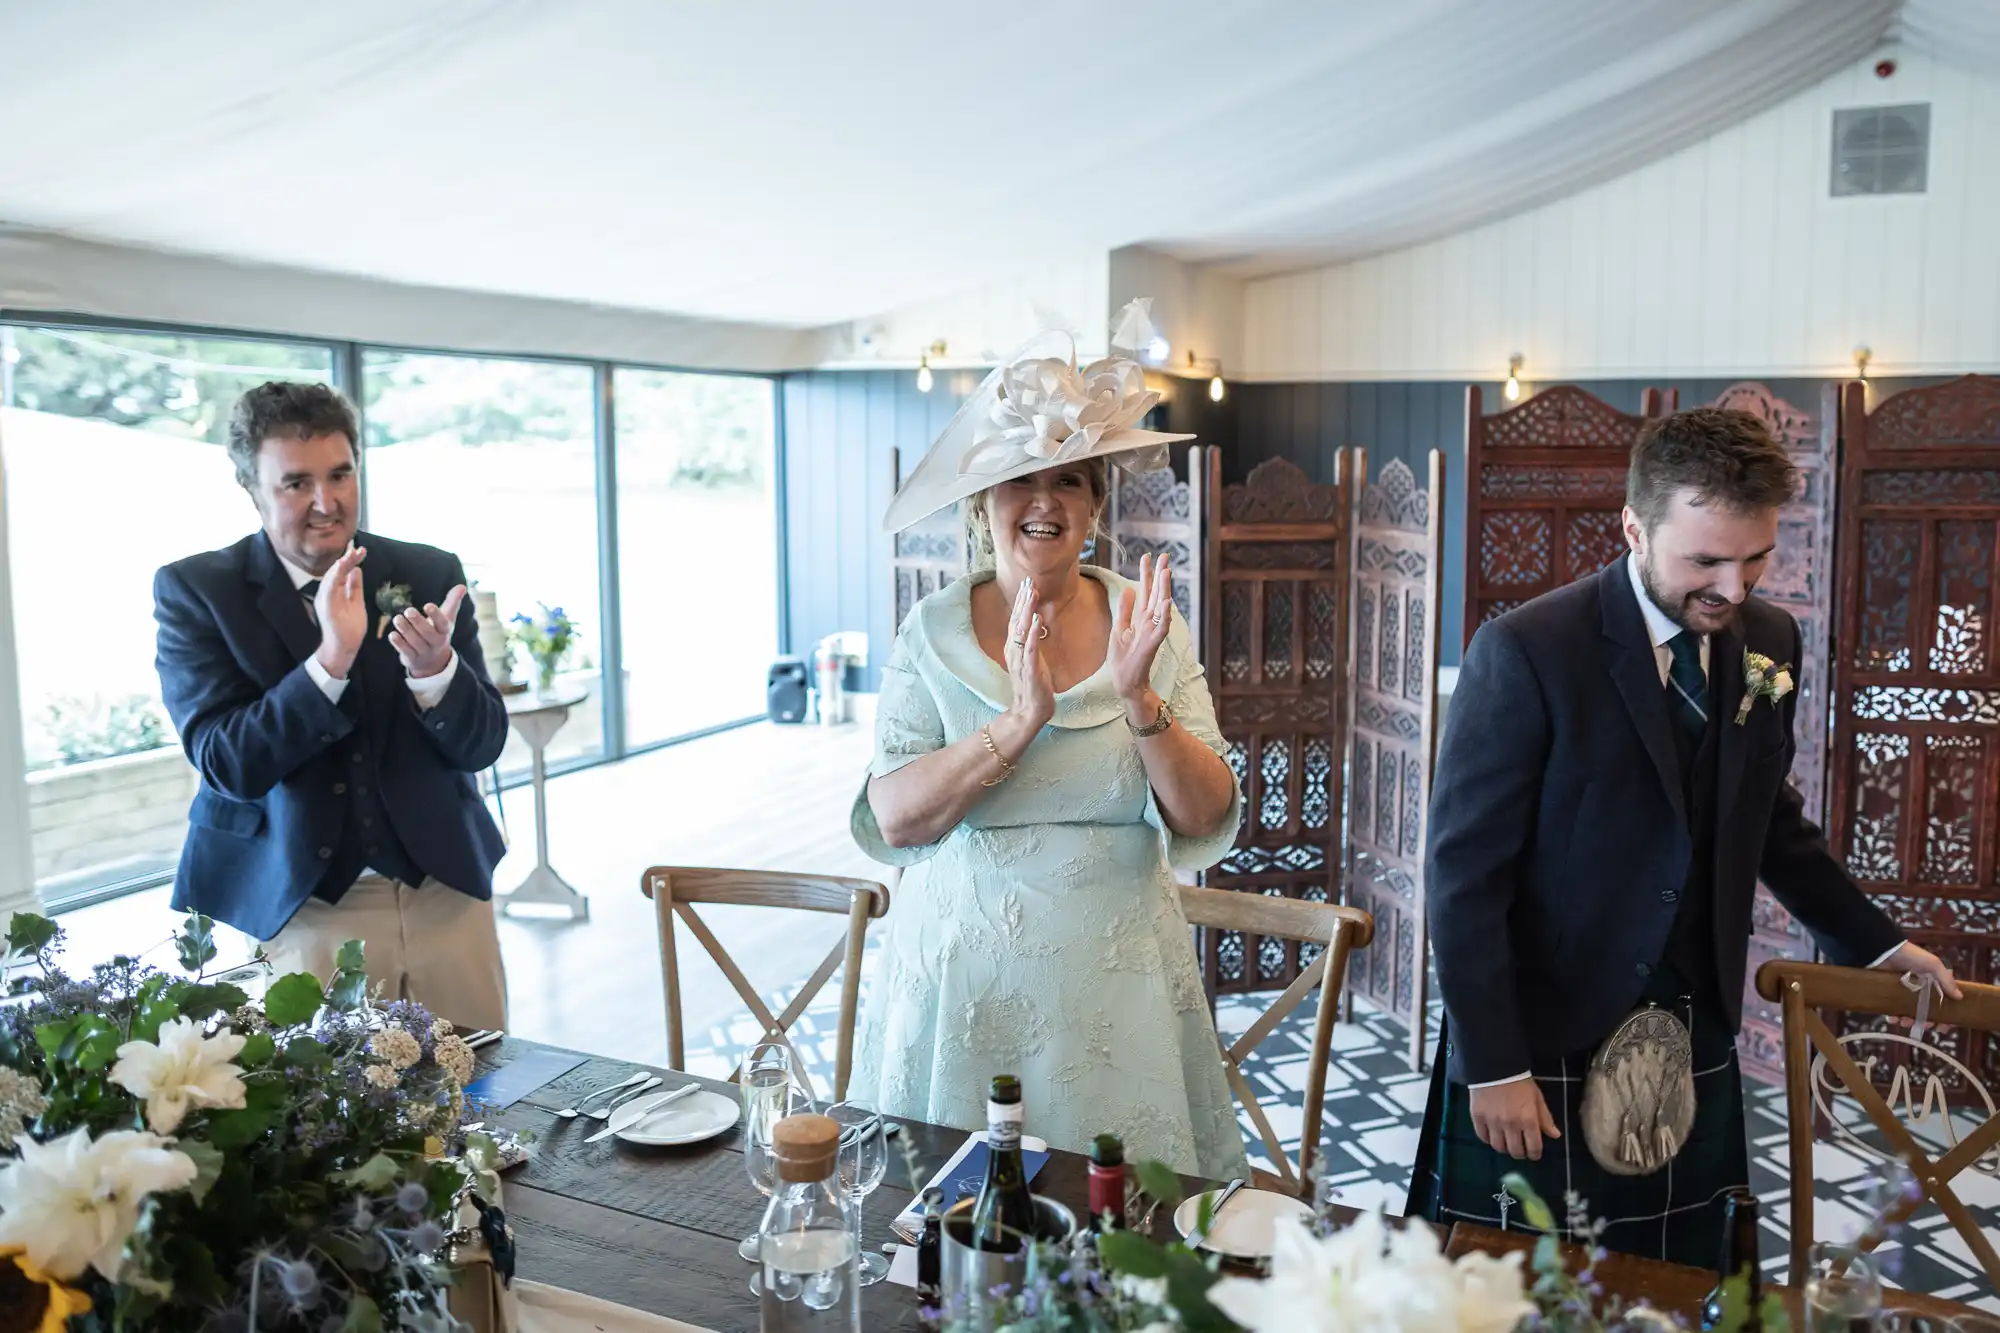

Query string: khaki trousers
258 875 509 1032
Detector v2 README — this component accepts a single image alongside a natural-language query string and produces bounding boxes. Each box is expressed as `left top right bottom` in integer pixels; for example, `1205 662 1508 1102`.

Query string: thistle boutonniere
374 582 412 639
1736 650 1795 724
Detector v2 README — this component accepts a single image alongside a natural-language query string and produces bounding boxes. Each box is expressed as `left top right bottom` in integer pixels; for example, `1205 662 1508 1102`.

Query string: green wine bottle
969 1075 1035 1254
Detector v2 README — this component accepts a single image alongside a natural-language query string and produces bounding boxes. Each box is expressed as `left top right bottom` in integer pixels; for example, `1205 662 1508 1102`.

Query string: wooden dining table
476 1038 1978 1333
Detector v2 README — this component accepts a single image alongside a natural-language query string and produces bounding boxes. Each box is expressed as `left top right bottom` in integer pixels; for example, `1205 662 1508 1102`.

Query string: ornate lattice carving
1109 452 1201 628
1223 456 1344 523
1359 458 1427 530
1113 465 1190 522
1484 385 1647 450
1479 465 1628 501
1206 450 1350 999
1830 377 2000 1097
1480 512 1551 588
1356 584 1377 688
1864 374 2000 449
1347 449 1441 1068
1862 470 2000 505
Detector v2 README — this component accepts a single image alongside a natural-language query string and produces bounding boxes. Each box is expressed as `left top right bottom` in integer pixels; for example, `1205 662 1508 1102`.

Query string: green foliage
6 911 59 958
173 913 217 974
263 972 326 1028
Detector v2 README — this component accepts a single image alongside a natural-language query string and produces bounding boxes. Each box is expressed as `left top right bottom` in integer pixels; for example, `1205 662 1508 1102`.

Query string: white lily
0 1126 197 1281
111 1016 248 1133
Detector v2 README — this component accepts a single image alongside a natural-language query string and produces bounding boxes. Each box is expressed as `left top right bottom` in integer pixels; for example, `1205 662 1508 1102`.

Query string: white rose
0 1127 197 1281
110 1017 247 1135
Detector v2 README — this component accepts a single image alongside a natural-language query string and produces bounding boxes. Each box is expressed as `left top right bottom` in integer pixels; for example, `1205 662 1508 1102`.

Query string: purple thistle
397 1182 431 1216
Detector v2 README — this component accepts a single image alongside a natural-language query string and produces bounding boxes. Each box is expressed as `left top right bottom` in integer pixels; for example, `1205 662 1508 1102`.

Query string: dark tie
1665 631 1708 749
300 580 320 600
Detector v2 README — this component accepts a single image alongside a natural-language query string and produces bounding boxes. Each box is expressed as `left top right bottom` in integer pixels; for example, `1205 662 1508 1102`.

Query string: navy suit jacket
1425 556 1900 1085
153 531 509 940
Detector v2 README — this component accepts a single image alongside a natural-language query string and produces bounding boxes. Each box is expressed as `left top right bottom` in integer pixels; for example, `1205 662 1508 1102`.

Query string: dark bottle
968 1075 1035 1253
916 1186 944 1306
1088 1134 1126 1233
1701 1188 1763 1332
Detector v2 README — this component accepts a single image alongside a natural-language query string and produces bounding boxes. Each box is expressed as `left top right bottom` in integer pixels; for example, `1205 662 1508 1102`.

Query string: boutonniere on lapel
375 582 413 639
1736 650 1795 724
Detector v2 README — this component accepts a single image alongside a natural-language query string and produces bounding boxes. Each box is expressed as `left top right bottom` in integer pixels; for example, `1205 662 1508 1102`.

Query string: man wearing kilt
1407 408 1958 1266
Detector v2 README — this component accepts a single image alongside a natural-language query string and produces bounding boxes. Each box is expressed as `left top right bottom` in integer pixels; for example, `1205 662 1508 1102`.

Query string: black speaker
767 657 809 724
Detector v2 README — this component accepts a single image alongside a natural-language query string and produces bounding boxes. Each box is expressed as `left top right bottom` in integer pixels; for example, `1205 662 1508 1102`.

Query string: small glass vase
533 660 559 698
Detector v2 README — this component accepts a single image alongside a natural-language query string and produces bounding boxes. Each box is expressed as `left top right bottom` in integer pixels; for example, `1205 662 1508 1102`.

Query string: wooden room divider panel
1108 447 1205 635
1826 375 2000 1099
1343 451 1444 1070
1461 385 1673 650
1201 453 1353 998
889 445 967 634
1710 383 1839 1086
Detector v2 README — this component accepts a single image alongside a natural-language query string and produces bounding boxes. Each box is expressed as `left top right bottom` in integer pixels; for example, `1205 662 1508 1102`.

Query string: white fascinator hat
880 298 1195 534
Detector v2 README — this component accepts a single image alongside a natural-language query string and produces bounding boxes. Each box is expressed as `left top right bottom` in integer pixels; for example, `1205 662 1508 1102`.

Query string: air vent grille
1831 103 1930 197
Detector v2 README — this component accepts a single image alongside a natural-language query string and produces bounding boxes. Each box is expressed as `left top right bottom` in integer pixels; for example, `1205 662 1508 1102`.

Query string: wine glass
828 1099 889 1286
1802 1243 1880 1333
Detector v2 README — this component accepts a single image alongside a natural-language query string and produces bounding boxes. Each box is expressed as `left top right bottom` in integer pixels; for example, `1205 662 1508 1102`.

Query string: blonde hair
963 459 1112 571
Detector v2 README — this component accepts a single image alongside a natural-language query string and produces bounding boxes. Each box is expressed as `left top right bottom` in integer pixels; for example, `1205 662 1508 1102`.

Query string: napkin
890 1132 1050 1244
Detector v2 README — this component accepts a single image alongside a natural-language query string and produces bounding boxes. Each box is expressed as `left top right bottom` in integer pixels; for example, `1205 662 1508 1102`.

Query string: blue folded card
461 1049 587 1110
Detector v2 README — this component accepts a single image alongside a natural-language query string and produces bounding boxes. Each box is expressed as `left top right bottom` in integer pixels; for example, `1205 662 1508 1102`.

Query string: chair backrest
1755 960 2000 1290
1179 884 1374 1195
641 867 890 1105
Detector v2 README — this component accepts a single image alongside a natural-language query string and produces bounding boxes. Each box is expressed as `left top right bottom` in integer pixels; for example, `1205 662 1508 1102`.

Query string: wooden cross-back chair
1179 883 1373 1195
1755 960 2000 1291
641 867 889 1105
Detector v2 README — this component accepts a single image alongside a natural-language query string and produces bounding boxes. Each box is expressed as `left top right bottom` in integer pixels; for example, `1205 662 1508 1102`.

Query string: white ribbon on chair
1900 970 1942 1043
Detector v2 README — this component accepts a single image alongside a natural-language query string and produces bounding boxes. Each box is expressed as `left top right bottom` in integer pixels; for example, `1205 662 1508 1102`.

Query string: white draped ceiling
0 0 1992 330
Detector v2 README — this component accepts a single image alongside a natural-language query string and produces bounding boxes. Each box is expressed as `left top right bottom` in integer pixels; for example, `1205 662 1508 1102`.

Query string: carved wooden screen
1343 451 1444 1070
1108 447 1205 636
889 446 967 633
1827 375 2000 1097
1201 453 1353 998
1709 384 1841 1086
1462 385 1673 649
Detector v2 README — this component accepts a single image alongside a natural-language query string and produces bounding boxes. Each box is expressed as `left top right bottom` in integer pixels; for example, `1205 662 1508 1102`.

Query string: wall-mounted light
1209 375 1226 403
1854 345 1871 382
1504 354 1524 402
1184 349 1225 402
915 339 946 393
1143 334 1170 365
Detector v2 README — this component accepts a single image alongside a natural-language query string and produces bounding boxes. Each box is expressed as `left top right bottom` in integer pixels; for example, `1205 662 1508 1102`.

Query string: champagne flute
829 1099 889 1285
737 1042 800 1263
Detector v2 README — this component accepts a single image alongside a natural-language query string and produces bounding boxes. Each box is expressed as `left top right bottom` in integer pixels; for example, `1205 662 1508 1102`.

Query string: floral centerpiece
506 605 578 697
918 1156 1786 1333
0 911 480 1333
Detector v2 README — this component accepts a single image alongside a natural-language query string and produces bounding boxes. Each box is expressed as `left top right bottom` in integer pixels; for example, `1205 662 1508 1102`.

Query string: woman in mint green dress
849 312 1250 1179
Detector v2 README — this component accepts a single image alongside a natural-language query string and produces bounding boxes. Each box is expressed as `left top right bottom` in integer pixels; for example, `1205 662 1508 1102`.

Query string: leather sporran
1579 1005 1696 1176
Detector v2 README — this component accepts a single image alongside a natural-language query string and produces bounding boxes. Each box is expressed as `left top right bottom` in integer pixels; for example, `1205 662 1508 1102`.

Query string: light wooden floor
53 716 884 1066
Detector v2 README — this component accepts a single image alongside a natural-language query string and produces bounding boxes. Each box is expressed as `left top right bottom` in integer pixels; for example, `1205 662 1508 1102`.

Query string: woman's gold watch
1129 698 1174 737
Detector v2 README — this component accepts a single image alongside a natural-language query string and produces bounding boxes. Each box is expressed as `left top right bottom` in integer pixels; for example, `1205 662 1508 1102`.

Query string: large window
614 369 778 747
359 351 603 771
0 324 335 903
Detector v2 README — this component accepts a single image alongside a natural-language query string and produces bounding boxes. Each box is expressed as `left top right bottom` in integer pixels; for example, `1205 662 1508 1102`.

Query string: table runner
514 1280 719 1333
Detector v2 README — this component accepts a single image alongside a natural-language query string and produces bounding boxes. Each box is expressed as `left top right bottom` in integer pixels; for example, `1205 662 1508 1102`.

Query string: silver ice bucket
938 1194 1077 1329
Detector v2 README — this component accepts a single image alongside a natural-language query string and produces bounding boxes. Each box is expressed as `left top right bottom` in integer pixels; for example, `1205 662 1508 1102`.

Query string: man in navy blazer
1408 407 1956 1265
154 382 511 1029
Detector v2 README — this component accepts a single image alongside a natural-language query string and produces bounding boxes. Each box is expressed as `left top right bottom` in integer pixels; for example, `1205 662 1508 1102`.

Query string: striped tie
1665 631 1708 749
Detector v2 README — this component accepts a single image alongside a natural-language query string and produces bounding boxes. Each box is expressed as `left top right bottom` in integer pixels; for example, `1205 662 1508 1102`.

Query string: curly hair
226 381 359 489
1626 408 1797 533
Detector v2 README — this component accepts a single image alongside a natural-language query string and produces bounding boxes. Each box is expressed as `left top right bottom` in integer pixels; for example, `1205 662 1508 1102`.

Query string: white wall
1108 246 1245 383
1240 52 2000 382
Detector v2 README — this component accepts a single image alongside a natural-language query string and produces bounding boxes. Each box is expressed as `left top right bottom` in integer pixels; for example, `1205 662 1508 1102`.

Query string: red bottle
1088 1134 1126 1233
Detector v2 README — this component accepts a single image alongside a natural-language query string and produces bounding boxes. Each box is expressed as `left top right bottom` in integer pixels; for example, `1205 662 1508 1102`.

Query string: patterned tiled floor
686 951 1998 1308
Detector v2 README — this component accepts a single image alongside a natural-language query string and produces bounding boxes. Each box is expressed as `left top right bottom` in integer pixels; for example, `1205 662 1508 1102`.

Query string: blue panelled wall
779 370 1943 683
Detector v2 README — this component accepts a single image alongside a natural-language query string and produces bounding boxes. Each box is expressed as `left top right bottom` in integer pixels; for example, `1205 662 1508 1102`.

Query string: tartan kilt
1406 985 1749 1270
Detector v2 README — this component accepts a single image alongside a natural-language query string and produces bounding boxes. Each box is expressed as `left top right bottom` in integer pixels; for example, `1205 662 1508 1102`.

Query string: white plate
1173 1188 1314 1258
614 1089 740 1146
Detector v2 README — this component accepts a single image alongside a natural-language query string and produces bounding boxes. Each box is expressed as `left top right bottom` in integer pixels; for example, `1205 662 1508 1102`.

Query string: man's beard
1637 550 1739 635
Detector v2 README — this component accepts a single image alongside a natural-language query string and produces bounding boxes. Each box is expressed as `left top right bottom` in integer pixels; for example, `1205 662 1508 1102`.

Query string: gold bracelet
979 726 1016 787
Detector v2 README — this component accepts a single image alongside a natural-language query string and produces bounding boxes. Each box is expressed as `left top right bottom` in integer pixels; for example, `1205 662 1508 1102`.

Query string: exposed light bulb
915 354 933 394
1854 346 1871 381
1208 374 1226 403
1144 334 1170 365
1503 353 1524 402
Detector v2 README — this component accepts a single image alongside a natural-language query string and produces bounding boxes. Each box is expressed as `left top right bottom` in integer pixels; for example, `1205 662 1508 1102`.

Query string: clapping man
154 382 511 1030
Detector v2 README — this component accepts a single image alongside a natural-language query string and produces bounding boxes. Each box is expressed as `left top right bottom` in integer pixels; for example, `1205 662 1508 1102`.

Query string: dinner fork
553 1070 652 1119
584 1077 663 1122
